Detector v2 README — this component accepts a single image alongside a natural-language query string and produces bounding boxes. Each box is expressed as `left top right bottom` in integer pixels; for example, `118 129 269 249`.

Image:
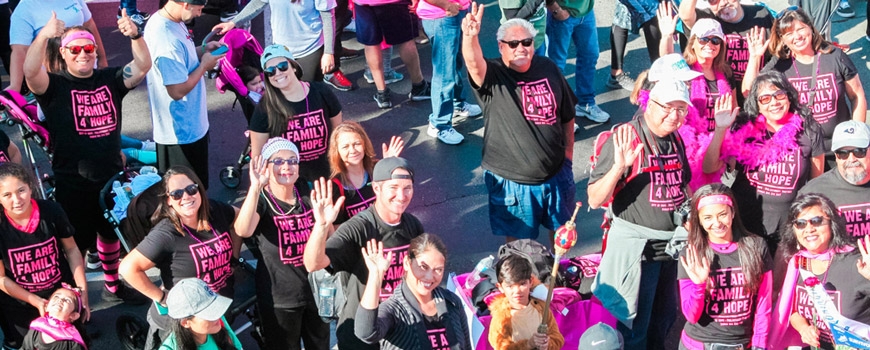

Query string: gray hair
496 18 537 41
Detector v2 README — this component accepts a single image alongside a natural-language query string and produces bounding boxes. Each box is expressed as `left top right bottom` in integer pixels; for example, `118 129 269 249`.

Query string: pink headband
61 31 95 48
696 194 732 210
60 283 83 313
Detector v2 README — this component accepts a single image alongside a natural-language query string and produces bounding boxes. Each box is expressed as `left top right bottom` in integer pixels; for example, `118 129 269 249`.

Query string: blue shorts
354 1 419 46
485 160 575 239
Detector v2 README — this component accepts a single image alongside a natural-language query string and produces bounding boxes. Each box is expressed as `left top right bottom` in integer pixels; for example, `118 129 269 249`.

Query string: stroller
0 90 55 199
213 28 264 189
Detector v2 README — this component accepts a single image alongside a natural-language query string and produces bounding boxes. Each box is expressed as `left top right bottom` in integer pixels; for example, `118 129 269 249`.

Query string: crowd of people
0 0 868 349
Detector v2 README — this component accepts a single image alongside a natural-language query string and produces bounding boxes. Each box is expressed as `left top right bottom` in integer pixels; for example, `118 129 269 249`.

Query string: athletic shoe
86 251 101 270
837 0 855 18
140 139 156 152
102 284 150 305
606 73 635 91
374 89 392 109
364 70 404 85
866 35 870 43
574 123 580 134
220 10 239 23
324 71 353 92
344 18 356 33
339 48 361 60
454 102 482 118
575 103 611 123
409 81 431 101
427 124 464 145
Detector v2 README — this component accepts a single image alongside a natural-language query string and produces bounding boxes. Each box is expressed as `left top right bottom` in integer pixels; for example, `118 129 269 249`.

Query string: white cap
691 18 726 40
832 120 870 151
649 79 691 104
648 54 703 82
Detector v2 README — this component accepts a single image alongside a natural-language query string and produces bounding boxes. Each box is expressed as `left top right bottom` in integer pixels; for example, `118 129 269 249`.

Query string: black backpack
497 239 559 286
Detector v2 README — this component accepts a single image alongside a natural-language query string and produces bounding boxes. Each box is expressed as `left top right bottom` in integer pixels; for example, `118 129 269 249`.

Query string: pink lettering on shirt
345 197 376 218
284 110 328 162
747 149 801 196
70 86 117 138
789 73 839 126
7 236 61 293
839 203 870 238
795 285 840 344
705 89 720 132
648 154 686 211
706 267 753 326
518 79 557 125
380 244 409 300
273 210 315 267
189 232 234 292
724 34 749 80
427 327 451 350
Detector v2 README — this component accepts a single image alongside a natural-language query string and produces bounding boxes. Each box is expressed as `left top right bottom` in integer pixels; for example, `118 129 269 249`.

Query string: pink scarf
4 199 40 233
29 316 87 349
688 64 732 134
720 113 803 171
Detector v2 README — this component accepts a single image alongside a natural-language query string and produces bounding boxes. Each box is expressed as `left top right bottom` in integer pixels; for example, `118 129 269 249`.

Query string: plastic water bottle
464 255 495 291
112 180 130 207
318 282 336 317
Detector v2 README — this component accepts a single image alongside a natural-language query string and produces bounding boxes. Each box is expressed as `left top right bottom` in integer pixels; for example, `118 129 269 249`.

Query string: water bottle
318 282 336 317
112 180 130 207
464 255 494 291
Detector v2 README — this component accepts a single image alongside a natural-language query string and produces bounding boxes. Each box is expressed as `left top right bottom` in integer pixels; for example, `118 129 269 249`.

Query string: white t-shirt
10 0 92 45
264 0 336 58
143 14 209 145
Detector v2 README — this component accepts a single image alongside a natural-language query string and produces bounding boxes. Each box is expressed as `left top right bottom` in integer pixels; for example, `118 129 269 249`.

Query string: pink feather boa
720 113 803 171
689 64 732 134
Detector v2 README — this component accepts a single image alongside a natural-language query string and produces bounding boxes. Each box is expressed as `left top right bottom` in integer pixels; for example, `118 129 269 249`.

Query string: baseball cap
649 79 690 105
373 157 414 182
831 120 870 151
261 137 299 161
172 0 208 6
691 18 726 40
166 278 233 321
260 44 304 80
578 322 623 350
648 54 703 82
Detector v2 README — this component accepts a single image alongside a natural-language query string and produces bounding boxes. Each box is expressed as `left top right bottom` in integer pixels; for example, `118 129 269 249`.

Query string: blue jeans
617 260 678 350
546 10 598 105
422 11 467 130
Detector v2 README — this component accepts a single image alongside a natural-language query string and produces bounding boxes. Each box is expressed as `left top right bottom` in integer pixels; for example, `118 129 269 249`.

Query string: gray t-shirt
264 0 336 58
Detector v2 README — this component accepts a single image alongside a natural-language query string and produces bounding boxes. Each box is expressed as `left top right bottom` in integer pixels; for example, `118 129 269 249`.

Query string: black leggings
258 302 331 350
610 18 662 72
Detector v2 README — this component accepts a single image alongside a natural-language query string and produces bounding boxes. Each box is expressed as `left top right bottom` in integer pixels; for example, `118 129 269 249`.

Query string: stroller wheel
116 312 149 350
220 166 241 189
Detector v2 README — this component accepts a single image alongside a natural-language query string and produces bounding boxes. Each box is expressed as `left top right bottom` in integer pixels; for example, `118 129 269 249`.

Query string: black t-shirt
249 82 341 181
763 48 859 144
424 314 453 350
0 130 12 163
0 200 75 298
34 68 128 188
471 56 576 184
800 169 870 238
324 206 424 349
678 240 773 345
134 200 236 297
253 180 316 308
589 117 691 231
696 5 774 86
21 330 85 350
331 177 376 226
731 120 825 239
703 79 723 133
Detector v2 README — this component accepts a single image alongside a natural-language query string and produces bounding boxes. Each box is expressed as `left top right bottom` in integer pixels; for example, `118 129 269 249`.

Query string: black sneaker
86 252 101 270
102 284 150 305
374 89 392 109
409 81 431 101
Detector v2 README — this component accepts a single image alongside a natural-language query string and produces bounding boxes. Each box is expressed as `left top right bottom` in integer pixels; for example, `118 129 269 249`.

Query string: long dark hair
768 7 833 60
687 184 767 292
260 58 306 137
779 193 854 260
737 70 818 131
171 318 238 350
151 166 211 232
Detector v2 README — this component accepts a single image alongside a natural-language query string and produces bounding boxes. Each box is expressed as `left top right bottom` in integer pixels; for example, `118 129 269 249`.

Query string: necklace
181 224 220 255
264 185 305 216
720 113 803 171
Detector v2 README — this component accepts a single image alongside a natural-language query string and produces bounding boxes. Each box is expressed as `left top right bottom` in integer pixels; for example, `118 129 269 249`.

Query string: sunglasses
268 158 299 166
793 215 830 230
167 184 199 200
65 44 96 55
757 90 789 105
650 99 688 117
500 38 533 49
835 147 868 160
776 5 799 20
697 36 723 46
264 61 290 77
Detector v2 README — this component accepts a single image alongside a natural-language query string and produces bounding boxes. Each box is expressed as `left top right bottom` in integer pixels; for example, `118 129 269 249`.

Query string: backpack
308 269 348 322
497 239 560 286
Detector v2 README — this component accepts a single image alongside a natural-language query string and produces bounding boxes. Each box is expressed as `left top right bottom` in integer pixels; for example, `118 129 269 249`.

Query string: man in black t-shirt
304 157 423 350
461 9 576 242
800 121 870 238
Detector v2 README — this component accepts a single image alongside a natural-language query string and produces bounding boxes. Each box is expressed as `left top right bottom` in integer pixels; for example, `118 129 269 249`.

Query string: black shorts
55 178 117 250
354 1 419 46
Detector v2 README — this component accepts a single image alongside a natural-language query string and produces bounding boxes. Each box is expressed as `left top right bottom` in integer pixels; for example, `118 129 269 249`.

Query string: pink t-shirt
416 0 470 19
354 0 403 6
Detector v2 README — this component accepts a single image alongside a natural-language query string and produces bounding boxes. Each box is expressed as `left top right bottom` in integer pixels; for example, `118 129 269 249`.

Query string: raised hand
612 124 643 172
361 239 393 279
39 12 66 40
857 235 870 280
381 136 405 159
746 26 768 59
310 177 344 226
679 244 710 285
657 1 678 37
713 93 739 128
117 9 140 38
248 155 270 190
461 2 484 37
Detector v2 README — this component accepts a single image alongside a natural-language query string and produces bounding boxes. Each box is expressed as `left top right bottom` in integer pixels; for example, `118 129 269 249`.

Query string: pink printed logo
747 149 802 195
705 267 752 326
284 110 328 162
838 203 870 237
7 236 62 293
518 79 557 125
795 286 840 344
380 244 409 300
647 154 686 211
427 328 450 350
724 34 749 79
789 73 839 126
345 197 376 218
273 210 315 267
188 232 233 292
70 86 117 138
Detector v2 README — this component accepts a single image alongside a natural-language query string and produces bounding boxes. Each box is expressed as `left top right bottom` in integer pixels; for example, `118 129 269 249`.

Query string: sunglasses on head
776 5 799 20
65 44 96 55
793 215 830 230
757 90 788 105
698 36 723 46
500 38 533 49
264 61 290 77
835 147 868 160
168 184 199 200
268 158 299 166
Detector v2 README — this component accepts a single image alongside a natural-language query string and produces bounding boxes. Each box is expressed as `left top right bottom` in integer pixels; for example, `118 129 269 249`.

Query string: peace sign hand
361 239 393 279
856 235 870 280
680 244 710 285
461 2 484 37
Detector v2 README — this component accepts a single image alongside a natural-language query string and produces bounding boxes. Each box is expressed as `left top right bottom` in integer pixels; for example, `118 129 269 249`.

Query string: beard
717 5 739 22
842 161 868 185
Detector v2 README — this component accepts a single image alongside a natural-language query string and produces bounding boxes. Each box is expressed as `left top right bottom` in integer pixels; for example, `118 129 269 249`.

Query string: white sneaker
575 103 610 123
344 18 356 32
427 124 464 145
574 123 579 134
454 102 482 118
141 139 156 152
837 0 855 18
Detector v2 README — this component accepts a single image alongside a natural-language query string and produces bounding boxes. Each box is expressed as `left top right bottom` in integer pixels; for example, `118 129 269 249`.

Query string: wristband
159 290 167 304
130 32 143 40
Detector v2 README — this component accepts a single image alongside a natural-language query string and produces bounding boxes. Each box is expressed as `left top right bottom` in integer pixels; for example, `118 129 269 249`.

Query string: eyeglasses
268 158 299 166
793 216 830 230
650 99 688 117
264 61 290 77
167 184 199 200
835 147 868 160
757 90 789 105
776 5 799 20
65 44 96 55
697 36 723 46
499 38 533 49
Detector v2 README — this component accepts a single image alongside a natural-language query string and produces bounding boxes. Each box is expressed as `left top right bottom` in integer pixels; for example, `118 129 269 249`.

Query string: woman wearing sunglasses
677 184 772 350
770 193 870 349
234 137 330 350
743 7 866 169
703 71 825 253
120 165 242 350
249 44 343 182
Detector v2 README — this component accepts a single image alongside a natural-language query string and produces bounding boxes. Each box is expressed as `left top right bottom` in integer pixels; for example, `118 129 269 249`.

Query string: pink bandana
4 199 40 233
696 194 732 210
61 31 95 47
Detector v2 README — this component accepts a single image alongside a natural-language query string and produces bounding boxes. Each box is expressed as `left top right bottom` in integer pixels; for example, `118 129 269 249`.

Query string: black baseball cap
373 157 414 182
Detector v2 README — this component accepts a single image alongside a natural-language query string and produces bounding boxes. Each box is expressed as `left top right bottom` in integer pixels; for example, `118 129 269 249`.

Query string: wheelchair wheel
116 312 149 350
219 166 241 189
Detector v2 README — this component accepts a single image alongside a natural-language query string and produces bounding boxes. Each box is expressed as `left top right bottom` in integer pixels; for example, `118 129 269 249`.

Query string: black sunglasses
793 216 830 230
66 44 96 55
835 147 868 160
757 90 789 105
168 184 199 200
268 158 299 166
698 36 723 46
500 38 533 49
776 5 799 20
264 61 290 77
